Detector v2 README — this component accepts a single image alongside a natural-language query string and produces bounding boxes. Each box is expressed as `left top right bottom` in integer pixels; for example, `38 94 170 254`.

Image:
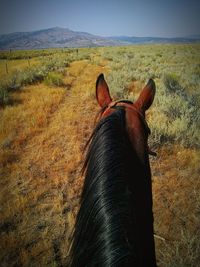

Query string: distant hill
108 36 200 44
0 27 199 50
0 27 121 50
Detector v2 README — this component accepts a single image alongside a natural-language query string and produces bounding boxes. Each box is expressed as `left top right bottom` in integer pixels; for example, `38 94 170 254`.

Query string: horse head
96 73 156 165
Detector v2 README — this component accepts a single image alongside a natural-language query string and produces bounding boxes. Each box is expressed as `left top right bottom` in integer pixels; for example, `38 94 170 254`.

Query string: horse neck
69 108 156 267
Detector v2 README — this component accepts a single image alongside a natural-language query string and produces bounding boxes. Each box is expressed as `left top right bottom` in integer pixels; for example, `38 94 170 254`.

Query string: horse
68 74 157 267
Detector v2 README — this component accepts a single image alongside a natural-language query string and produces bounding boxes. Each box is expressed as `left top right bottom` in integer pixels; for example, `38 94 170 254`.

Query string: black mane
68 107 156 266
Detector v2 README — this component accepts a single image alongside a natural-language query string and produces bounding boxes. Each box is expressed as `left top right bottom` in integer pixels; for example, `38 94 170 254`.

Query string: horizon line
0 26 200 39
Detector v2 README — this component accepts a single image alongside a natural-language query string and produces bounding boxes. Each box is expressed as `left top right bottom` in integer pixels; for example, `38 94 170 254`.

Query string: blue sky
0 0 200 37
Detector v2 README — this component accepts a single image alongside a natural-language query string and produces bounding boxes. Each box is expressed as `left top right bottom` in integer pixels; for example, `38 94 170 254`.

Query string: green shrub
163 73 185 96
0 87 10 106
44 72 64 87
149 81 200 148
6 72 21 91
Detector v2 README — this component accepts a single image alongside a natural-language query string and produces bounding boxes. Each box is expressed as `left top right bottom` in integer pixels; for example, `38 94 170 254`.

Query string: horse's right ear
134 79 156 113
96 74 112 108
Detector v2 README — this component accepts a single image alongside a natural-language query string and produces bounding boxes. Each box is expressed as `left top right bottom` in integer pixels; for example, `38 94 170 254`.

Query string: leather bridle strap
108 100 150 134
106 100 157 157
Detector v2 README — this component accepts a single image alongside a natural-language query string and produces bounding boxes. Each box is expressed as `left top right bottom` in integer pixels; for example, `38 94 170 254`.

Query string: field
0 44 200 267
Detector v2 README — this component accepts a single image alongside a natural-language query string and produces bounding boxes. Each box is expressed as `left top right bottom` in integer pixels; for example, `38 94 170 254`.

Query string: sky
0 0 200 37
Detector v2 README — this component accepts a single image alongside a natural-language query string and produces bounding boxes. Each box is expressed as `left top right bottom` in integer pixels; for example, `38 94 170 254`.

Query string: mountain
108 36 200 44
0 27 200 50
0 27 121 50
184 34 200 39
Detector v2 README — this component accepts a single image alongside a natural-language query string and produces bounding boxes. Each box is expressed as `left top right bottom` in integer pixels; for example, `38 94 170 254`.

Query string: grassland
0 45 199 267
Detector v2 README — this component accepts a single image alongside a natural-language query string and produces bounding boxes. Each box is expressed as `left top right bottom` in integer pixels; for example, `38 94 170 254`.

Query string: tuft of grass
44 72 65 87
163 73 185 97
158 229 200 267
149 77 200 148
0 86 10 106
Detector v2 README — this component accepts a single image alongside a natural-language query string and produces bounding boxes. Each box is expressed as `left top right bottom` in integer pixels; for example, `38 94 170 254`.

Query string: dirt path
0 59 108 267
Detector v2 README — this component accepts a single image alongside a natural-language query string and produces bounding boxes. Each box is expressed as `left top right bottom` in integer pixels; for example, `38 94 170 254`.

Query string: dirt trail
0 60 108 267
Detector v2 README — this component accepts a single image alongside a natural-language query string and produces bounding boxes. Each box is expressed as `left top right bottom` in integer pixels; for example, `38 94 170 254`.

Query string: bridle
103 99 150 134
101 100 157 156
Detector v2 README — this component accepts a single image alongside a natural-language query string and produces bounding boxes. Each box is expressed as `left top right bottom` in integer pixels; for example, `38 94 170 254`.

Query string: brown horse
68 74 157 266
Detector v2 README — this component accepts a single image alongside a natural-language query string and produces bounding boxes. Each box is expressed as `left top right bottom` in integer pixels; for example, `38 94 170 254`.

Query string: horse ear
134 79 156 112
96 74 112 108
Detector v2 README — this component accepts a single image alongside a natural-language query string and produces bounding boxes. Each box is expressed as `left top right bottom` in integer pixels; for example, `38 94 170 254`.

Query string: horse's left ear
134 79 156 112
96 74 112 108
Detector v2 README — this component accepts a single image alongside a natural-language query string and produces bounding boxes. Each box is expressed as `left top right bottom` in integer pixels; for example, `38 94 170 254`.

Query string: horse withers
68 74 157 267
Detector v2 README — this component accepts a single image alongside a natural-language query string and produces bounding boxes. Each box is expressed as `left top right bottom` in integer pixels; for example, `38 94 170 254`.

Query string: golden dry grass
0 58 109 266
0 48 199 267
152 146 200 266
0 58 39 78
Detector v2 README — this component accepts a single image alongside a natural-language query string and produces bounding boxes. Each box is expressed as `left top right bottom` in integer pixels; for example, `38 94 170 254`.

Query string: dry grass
0 46 199 267
0 58 39 78
152 146 200 266
0 58 109 266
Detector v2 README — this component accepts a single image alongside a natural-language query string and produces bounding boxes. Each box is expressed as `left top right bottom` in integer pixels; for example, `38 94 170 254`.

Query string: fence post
28 57 31 67
5 60 8 74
